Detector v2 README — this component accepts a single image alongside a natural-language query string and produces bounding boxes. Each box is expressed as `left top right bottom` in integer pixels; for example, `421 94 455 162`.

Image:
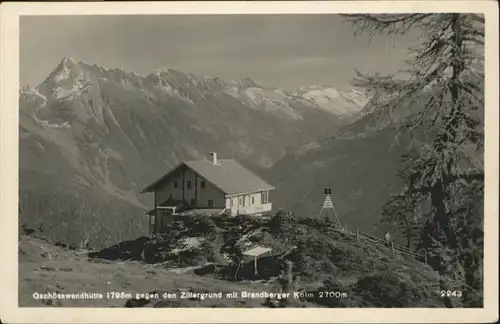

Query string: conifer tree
343 13 485 307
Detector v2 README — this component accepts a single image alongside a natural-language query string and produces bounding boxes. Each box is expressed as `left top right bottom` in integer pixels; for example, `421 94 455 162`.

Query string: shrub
350 270 437 307
177 249 207 267
268 211 297 234
233 214 255 225
308 277 358 307
200 238 226 264
198 218 218 235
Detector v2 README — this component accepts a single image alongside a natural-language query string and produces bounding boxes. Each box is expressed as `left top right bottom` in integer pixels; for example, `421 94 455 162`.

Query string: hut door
159 209 174 232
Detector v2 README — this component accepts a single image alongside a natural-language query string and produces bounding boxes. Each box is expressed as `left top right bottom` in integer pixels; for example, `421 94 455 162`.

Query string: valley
10 11 487 313
18 58 442 309
19 57 372 249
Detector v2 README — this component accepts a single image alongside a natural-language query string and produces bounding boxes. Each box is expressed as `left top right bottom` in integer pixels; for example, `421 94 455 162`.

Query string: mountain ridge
19 57 369 248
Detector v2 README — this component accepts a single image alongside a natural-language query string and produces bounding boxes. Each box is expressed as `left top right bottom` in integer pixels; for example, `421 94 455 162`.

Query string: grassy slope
19 235 269 308
19 214 465 308
19 169 147 250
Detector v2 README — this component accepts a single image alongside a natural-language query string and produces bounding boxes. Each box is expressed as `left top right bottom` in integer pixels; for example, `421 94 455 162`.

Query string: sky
20 15 418 90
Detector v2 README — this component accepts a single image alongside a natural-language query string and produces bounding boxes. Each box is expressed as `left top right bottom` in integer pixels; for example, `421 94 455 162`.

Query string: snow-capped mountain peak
230 77 260 90
292 85 369 118
153 66 179 76
49 57 82 81
37 57 94 100
22 57 369 124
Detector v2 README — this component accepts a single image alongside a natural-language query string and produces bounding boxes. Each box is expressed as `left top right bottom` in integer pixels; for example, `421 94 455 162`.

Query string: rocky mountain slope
266 82 484 236
19 57 368 248
266 116 410 234
293 85 368 121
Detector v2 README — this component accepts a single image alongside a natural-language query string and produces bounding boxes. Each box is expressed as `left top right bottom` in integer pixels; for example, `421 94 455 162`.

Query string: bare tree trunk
405 219 411 249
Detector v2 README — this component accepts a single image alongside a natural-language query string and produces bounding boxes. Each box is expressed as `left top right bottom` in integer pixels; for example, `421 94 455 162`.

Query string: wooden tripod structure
317 187 342 227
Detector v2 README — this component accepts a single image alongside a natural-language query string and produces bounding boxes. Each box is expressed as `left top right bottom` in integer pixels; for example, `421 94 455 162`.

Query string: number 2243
441 290 462 298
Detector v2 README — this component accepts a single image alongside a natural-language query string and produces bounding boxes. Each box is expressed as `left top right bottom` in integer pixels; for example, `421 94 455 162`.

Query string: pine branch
342 14 433 36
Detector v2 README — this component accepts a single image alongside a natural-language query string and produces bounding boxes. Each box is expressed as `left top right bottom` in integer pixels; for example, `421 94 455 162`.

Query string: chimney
210 152 218 165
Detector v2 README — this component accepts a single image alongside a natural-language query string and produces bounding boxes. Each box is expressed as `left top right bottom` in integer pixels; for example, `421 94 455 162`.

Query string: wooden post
154 208 159 235
182 168 185 202
391 242 395 254
153 190 157 235
234 260 243 279
281 260 294 294
356 228 359 241
254 256 258 276
424 250 428 264
286 261 293 289
148 214 152 237
194 173 198 208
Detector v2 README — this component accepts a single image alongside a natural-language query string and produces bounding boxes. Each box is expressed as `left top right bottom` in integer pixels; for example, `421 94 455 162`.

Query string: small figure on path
385 232 391 246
